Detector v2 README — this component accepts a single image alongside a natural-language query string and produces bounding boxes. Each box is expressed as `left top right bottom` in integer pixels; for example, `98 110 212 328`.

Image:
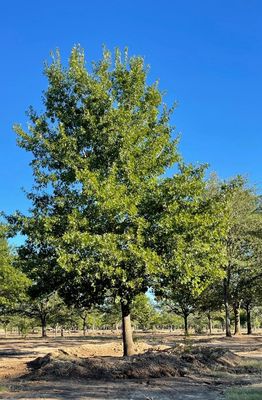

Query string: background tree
148 164 227 335
240 273 262 334
151 307 183 331
216 178 262 336
0 225 30 314
197 282 223 335
19 292 65 337
157 282 198 336
48 300 80 335
101 301 122 331
131 293 157 330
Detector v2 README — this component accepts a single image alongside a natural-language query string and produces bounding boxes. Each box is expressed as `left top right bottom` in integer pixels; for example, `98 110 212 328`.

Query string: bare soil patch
0 333 261 399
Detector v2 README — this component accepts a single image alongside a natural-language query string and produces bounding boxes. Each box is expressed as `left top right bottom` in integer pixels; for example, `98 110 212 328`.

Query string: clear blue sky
1 0 261 218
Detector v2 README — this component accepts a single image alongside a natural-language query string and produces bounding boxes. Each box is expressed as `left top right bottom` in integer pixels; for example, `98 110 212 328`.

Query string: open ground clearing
0 332 261 399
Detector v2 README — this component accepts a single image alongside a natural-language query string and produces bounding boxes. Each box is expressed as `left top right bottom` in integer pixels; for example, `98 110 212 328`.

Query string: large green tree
12 47 178 355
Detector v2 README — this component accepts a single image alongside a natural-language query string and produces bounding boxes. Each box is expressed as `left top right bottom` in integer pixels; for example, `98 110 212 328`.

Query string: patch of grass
240 359 262 370
0 385 8 392
210 369 233 379
225 387 262 400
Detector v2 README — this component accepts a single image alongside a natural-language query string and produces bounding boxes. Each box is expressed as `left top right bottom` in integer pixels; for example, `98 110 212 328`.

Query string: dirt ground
0 331 261 400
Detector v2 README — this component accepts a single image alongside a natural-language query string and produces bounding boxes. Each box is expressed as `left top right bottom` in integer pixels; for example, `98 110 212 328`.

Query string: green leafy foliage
0 225 30 311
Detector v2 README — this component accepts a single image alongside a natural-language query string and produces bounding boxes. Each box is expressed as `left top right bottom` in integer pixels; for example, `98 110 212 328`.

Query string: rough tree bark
40 315 47 337
245 304 252 335
233 301 241 335
223 277 232 337
82 315 88 336
183 312 189 336
121 301 135 356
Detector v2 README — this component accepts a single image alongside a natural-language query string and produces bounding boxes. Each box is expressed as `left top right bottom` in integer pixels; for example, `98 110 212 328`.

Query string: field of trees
0 47 262 399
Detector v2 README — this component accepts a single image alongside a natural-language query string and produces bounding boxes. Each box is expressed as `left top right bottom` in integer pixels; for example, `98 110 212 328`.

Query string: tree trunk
223 278 232 337
41 316 47 338
221 318 225 331
61 327 64 337
233 302 241 335
82 316 87 336
121 301 135 356
246 305 252 335
207 311 212 335
183 313 189 336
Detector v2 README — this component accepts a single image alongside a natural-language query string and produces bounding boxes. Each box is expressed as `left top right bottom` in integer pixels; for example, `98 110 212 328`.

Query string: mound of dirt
51 341 168 358
188 347 242 368
26 344 243 380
